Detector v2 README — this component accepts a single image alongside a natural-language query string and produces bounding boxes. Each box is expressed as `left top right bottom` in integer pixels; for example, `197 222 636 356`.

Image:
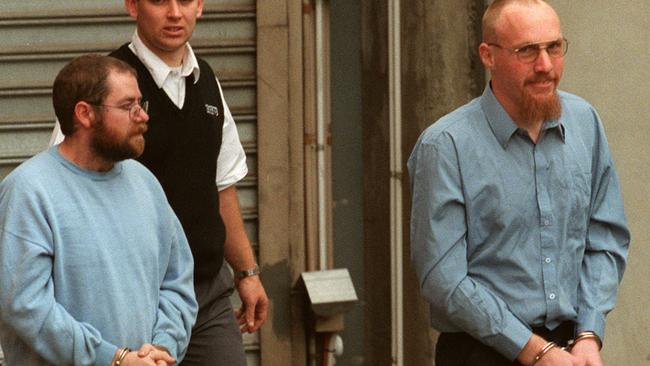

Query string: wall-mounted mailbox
300 268 358 332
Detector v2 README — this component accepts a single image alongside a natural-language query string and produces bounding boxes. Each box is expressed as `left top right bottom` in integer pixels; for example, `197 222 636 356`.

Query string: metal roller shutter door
0 1 259 364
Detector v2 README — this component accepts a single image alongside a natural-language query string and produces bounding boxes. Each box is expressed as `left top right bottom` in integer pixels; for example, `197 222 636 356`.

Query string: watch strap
235 264 260 278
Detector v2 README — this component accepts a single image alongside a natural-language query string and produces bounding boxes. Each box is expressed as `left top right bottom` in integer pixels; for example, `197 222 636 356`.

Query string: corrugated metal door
0 1 259 364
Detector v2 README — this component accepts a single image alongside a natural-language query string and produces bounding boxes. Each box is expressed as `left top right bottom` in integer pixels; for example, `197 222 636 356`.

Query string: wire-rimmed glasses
487 37 569 63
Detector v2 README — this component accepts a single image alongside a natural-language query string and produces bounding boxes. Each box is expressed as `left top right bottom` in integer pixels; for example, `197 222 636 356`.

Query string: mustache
525 73 558 85
134 124 148 135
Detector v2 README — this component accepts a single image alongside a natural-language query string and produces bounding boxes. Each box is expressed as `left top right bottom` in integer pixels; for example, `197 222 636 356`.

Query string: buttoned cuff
576 310 606 343
480 316 532 361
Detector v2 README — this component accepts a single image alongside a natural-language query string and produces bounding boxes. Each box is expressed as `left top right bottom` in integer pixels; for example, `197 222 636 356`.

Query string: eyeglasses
487 38 568 63
91 100 149 120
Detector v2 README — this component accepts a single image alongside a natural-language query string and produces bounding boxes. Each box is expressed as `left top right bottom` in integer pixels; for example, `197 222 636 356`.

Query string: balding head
482 0 558 43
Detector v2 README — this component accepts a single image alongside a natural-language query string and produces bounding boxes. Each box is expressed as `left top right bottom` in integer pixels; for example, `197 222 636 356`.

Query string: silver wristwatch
235 264 260 278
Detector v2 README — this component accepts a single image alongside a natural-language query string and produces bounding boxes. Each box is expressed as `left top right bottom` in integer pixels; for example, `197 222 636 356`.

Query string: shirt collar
480 83 566 148
542 118 566 142
129 30 201 88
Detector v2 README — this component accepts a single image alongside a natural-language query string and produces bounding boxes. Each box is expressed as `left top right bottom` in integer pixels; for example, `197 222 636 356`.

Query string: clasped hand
534 338 603 366
121 343 176 366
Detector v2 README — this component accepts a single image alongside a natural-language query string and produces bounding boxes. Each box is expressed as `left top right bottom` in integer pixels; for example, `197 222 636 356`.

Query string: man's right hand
517 334 580 366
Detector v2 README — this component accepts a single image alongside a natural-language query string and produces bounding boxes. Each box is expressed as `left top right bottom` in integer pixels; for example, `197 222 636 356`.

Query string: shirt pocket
566 170 591 239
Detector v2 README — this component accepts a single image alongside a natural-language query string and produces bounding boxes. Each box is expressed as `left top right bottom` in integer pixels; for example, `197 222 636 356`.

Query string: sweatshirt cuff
153 333 179 359
94 340 119 366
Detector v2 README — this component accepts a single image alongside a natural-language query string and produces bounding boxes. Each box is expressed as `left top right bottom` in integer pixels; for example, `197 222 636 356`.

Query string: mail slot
300 268 358 332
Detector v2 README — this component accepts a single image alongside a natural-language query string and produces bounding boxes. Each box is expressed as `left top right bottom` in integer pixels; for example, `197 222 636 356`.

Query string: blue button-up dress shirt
408 85 630 360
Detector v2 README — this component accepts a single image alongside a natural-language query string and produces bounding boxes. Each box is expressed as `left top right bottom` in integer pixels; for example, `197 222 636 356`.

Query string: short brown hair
482 0 548 43
52 54 137 136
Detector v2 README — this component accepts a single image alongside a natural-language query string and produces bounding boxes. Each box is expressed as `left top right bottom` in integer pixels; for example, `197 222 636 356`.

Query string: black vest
111 44 226 281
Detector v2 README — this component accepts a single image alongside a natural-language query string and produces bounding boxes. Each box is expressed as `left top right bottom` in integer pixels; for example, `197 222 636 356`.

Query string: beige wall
547 1 650 364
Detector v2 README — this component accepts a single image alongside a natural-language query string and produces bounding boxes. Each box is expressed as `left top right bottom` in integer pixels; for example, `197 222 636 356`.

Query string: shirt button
549 293 556 300
545 257 552 264
543 219 551 226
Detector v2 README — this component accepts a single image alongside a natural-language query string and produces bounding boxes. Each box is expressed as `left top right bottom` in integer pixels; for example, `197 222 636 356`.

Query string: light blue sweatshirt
0 147 198 366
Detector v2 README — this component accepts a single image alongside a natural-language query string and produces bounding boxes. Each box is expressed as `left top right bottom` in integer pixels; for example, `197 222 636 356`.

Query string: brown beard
521 85 562 123
91 114 144 162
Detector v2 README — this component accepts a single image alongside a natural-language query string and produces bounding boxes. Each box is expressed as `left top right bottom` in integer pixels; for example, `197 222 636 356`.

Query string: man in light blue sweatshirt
0 54 198 366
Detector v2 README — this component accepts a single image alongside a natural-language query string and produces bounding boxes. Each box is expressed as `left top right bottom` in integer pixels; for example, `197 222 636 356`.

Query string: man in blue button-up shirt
408 1 630 365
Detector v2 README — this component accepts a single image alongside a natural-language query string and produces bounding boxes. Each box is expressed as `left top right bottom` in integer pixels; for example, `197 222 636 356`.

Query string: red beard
522 75 561 123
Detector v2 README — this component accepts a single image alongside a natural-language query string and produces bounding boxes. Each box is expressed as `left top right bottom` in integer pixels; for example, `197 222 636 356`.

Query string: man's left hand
134 343 175 366
235 275 268 333
570 338 603 366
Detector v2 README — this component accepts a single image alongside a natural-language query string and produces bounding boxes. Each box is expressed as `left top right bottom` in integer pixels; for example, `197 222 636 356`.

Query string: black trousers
435 321 575 366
